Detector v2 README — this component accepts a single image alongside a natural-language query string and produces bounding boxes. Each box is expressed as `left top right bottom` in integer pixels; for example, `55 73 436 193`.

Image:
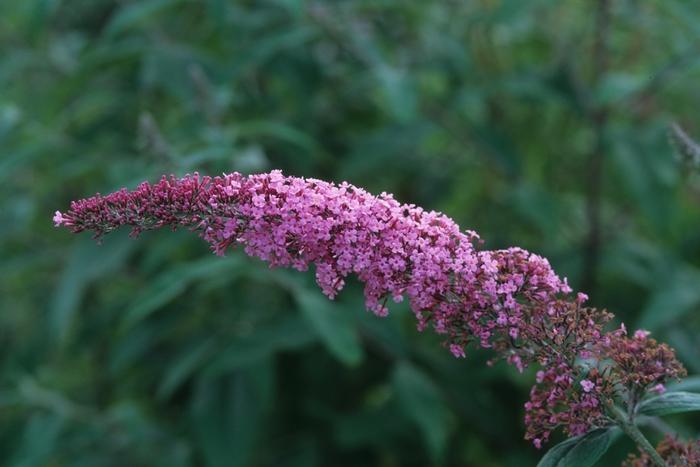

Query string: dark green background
2 1 700 465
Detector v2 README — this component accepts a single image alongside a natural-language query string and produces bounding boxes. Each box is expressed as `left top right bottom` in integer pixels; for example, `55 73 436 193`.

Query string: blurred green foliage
2 0 700 465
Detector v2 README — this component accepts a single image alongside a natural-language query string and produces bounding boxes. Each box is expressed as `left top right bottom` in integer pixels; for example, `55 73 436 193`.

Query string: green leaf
666 327 700 374
594 72 646 105
8 414 65 467
157 337 217 400
103 0 185 38
561 429 615 467
190 361 274 467
110 320 169 373
122 256 246 329
392 362 452 463
537 436 580 467
122 268 190 327
202 315 316 379
50 232 134 344
333 404 406 450
375 65 417 123
270 435 319 467
293 288 364 367
537 428 615 467
667 376 700 393
235 120 322 158
637 391 700 416
638 265 700 330
228 27 316 75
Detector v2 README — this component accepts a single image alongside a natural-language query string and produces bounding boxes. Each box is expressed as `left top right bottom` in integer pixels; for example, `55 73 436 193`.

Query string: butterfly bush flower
55 170 595 368
55 170 690 453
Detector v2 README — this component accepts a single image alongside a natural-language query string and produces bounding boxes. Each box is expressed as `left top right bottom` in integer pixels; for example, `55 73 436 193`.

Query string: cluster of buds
623 435 700 466
53 173 239 238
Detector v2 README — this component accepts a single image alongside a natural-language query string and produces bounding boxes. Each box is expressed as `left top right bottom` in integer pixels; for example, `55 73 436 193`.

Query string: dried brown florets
524 327 688 449
622 435 700 466
596 328 687 403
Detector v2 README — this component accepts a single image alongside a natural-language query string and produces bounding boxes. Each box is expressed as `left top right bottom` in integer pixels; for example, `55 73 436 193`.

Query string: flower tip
634 329 651 340
53 210 64 227
449 344 466 358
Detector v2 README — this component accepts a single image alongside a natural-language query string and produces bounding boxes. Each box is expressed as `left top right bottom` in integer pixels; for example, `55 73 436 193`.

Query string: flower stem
608 403 667 467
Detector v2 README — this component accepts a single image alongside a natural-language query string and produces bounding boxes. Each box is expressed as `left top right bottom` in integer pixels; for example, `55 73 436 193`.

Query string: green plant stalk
608 403 667 467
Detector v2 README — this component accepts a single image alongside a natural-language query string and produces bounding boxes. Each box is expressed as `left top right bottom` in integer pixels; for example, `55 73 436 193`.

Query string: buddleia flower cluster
524 327 687 448
55 171 585 367
54 170 692 461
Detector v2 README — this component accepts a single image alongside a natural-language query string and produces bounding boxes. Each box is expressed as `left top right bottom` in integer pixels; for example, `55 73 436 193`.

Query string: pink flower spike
55 170 610 370
58 169 662 451
652 383 666 395
634 329 651 340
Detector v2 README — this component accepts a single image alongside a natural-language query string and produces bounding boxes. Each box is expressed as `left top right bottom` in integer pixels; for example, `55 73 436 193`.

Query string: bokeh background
2 1 700 465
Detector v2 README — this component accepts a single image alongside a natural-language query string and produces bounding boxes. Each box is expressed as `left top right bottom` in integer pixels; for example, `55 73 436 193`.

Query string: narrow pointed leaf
393 362 452 463
637 391 700 416
538 428 614 467
293 288 364 367
667 376 700 393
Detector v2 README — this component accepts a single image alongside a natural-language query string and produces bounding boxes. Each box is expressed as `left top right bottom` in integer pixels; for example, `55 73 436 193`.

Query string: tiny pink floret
53 210 64 227
580 379 595 393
